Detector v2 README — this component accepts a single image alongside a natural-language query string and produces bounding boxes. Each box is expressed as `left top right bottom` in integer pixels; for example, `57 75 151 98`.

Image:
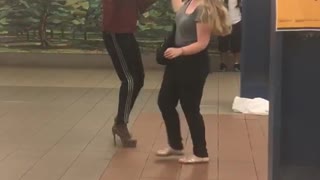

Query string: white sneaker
179 155 209 164
156 147 184 157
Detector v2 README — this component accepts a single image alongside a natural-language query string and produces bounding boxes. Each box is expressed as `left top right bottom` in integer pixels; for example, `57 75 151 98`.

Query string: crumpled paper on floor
232 96 269 116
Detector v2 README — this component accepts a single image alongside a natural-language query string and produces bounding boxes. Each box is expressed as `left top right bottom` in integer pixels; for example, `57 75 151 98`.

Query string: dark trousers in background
103 32 144 124
158 52 209 157
218 21 242 54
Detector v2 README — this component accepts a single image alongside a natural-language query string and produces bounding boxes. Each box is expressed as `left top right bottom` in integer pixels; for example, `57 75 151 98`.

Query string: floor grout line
18 88 104 180
99 88 156 180
0 88 92 165
57 90 114 180
0 69 263 180
245 118 260 180
217 114 221 180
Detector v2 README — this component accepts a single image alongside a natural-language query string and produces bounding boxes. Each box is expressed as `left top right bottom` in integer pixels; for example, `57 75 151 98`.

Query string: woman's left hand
164 48 183 59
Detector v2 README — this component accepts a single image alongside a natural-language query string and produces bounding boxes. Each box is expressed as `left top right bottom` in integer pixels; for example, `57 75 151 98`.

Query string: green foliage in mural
0 0 175 52
66 0 102 40
0 1 10 32
139 0 174 33
5 0 96 47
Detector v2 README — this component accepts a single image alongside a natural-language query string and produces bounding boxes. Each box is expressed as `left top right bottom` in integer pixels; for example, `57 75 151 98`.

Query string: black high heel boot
112 123 137 148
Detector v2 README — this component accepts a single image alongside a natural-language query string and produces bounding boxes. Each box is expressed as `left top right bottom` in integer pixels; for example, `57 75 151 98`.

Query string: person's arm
171 0 184 12
137 0 158 14
164 23 211 59
103 0 114 25
179 23 211 55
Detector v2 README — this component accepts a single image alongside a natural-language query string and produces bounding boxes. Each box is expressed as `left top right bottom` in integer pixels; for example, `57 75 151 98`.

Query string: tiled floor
0 67 267 180
100 114 268 180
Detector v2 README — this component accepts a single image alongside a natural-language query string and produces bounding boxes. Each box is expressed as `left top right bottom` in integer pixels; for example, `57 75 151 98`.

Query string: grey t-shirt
175 1 202 47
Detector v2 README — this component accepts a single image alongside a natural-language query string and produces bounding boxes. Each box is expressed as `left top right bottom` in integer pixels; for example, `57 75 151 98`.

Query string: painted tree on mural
0 1 10 33
4 0 91 47
4 0 32 36
139 0 174 35
6 0 65 47
61 0 90 40
0 0 175 51
80 0 102 40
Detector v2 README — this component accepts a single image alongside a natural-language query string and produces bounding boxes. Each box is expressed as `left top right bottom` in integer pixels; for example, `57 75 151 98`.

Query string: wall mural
0 0 217 54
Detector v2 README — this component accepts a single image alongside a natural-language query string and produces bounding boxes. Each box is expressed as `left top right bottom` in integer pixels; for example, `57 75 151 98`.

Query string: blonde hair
198 0 232 36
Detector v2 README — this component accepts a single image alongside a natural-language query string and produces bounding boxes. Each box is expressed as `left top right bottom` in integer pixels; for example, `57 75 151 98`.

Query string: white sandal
178 155 209 164
156 147 184 157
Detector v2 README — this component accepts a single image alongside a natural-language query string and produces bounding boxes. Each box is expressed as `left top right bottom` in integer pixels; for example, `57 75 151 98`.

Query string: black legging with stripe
103 33 144 124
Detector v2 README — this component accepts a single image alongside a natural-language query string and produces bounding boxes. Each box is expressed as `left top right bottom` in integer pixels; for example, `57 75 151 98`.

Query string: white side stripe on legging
110 34 134 123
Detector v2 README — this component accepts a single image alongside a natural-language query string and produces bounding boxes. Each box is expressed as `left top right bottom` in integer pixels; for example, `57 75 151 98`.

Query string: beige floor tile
179 161 218 180
59 149 113 180
219 161 257 180
20 149 81 180
0 150 40 180
141 156 181 179
0 68 264 180
218 73 240 114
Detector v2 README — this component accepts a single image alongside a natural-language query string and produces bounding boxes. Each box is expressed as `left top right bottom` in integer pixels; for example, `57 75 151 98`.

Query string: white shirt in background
227 0 242 24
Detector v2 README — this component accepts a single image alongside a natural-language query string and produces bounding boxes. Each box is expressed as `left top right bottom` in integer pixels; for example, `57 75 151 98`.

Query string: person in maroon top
102 0 157 148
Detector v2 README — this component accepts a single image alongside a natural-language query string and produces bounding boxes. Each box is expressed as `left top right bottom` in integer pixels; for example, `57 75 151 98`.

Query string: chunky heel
112 124 137 148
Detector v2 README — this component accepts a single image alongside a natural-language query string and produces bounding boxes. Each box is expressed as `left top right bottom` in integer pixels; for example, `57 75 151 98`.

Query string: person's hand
164 48 183 59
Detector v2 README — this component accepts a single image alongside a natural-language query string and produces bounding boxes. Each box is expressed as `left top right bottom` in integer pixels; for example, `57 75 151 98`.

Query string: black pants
158 52 209 157
218 21 242 53
103 32 144 124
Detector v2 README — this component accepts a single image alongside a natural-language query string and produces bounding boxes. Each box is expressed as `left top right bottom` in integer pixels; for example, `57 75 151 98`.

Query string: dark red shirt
103 0 156 33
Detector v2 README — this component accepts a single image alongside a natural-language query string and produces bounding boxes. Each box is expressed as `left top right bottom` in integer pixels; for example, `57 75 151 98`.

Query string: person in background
102 0 157 148
219 0 242 71
156 0 231 163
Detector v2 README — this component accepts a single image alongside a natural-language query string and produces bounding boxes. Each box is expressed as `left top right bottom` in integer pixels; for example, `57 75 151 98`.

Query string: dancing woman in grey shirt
156 0 231 164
